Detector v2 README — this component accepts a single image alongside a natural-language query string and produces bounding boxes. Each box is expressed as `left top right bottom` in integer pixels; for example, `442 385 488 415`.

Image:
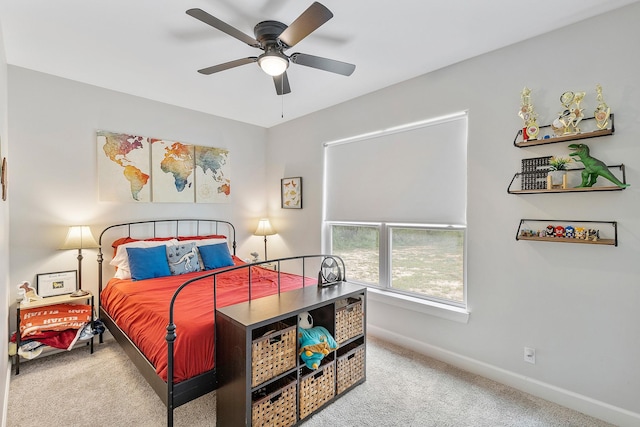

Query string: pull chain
281 77 285 118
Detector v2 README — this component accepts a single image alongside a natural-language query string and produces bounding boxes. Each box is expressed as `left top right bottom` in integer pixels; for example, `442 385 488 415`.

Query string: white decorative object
17 281 41 304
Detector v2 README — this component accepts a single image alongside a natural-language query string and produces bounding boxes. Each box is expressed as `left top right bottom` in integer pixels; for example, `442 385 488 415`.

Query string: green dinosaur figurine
568 143 629 188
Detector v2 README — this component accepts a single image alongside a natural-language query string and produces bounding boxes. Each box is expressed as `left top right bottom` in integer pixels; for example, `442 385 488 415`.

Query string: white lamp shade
60 225 99 250
254 219 276 236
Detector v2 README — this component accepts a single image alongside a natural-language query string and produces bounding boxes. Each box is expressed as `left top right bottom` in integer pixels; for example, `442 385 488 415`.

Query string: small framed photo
281 177 302 209
36 270 78 297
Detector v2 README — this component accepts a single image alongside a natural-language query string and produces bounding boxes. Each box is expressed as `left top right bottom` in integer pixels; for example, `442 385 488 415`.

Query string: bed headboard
97 218 236 296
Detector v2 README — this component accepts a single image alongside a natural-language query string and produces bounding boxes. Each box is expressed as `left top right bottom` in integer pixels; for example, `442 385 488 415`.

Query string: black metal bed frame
96 219 345 426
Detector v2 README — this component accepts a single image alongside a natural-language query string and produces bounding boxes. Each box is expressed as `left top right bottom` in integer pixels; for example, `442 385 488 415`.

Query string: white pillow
110 239 178 279
179 237 228 247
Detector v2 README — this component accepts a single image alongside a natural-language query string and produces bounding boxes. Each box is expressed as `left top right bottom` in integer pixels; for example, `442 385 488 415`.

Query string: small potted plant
548 156 572 188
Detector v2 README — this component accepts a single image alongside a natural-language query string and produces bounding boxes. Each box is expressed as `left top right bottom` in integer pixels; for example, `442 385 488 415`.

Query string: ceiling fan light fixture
258 52 289 76
187 5 355 95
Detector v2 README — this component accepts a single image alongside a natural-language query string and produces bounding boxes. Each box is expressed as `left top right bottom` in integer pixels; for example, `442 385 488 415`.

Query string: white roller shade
324 113 467 224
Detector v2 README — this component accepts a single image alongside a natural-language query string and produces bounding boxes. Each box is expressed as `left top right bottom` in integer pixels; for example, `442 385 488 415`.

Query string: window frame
326 221 467 310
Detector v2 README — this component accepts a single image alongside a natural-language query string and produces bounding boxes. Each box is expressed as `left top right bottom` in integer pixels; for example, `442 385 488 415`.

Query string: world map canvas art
97 131 230 203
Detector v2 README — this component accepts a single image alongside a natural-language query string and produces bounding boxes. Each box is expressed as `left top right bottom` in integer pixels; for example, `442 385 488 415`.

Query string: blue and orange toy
298 311 338 369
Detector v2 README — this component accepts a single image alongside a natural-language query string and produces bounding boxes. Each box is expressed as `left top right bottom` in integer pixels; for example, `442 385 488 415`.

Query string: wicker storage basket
251 381 297 427
336 345 365 394
335 298 364 343
251 325 297 387
298 362 336 419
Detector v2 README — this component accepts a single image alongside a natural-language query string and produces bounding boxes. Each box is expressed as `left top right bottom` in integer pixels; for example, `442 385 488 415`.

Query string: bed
97 219 342 426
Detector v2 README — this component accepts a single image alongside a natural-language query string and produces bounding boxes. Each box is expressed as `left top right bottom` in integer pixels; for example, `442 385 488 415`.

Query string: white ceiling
1 0 638 128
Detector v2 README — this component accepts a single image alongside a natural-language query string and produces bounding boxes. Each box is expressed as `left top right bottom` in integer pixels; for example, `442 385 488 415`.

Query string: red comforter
101 258 312 383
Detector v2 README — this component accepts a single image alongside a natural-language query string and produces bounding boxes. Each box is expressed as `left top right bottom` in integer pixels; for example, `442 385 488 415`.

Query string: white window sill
365 287 470 324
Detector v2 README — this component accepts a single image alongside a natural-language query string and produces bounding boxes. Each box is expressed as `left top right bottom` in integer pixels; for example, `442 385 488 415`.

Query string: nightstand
15 292 94 375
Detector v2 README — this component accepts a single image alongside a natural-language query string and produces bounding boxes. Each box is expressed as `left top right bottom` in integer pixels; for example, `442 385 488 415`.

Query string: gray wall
266 3 640 425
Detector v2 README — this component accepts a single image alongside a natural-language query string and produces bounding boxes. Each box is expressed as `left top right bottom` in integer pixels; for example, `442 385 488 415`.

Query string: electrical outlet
524 347 536 364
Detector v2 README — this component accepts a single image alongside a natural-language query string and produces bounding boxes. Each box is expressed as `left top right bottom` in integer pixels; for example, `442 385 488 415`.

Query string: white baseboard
367 325 640 427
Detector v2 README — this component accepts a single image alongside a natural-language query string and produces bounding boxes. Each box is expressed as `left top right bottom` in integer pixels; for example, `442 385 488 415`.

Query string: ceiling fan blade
278 2 333 48
198 57 257 75
186 8 260 48
290 53 355 76
273 72 291 95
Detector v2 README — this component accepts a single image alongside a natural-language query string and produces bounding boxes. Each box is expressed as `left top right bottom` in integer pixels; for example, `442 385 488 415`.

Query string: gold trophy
518 87 539 141
572 91 586 133
555 91 585 135
594 84 611 130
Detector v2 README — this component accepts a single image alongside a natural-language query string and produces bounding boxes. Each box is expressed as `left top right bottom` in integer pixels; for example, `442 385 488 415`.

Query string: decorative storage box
251 324 297 387
299 361 336 420
336 344 365 395
335 298 364 343
251 379 297 427
520 156 551 191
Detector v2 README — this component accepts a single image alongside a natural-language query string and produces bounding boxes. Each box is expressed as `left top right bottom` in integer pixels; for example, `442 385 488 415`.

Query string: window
330 224 379 285
329 223 465 306
323 112 467 308
389 225 464 304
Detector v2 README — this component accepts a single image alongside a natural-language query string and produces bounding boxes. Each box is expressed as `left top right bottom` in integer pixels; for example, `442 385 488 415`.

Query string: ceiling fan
186 2 356 95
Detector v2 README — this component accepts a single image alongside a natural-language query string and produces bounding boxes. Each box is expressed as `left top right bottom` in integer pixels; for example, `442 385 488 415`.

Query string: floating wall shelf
516 219 618 246
513 114 614 148
507 164 627 194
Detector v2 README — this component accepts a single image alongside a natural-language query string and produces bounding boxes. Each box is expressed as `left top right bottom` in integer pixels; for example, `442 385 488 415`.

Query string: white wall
6 66 271 310
267 3 640 425
0 17 10 424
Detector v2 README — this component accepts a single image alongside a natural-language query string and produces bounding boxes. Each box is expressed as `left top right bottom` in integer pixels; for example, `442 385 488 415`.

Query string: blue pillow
126 245 171 281
199 243 234 270
166 242 201 275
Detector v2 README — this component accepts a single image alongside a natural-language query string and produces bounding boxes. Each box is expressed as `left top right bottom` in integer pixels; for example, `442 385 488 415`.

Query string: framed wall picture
36 270 78 297
281 177 302 209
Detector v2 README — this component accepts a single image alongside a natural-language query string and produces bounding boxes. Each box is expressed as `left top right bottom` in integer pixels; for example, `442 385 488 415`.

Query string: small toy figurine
546 225 555 237
575 227 586 239
565 226 576 238
554 225 565 238
586 229 600 241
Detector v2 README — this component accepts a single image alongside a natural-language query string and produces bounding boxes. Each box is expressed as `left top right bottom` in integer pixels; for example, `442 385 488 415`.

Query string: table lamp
253 218 276 261
60 225 99 296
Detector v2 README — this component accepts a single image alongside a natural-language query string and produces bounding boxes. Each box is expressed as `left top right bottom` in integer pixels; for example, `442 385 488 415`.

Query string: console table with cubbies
216 282 366 427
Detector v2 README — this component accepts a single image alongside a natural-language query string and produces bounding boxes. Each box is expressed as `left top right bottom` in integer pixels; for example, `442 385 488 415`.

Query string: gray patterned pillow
166 242 201 275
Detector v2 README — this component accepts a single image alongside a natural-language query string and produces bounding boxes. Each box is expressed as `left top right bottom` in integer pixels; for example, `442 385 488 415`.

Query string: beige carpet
7 333 612 426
